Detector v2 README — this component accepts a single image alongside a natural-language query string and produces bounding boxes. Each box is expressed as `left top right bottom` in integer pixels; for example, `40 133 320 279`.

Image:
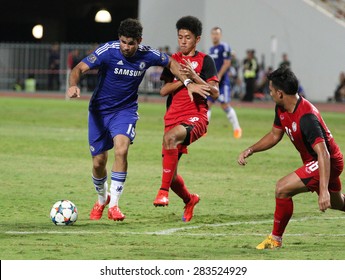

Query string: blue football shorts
88 109 138 156
208 82 231 104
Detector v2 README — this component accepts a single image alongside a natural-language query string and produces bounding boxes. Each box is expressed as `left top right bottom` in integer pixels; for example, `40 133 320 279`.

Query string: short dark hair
176 16 202 37
118 18 143 40
211 26 222 32
267 66 298 95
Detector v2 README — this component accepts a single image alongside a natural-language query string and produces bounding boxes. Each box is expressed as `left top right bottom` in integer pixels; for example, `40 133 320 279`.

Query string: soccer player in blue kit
208 27 242 138
67 18 210 221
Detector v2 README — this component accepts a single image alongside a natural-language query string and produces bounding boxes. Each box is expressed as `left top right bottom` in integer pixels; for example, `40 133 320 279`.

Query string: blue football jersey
82 41 169 113
209 42 231 84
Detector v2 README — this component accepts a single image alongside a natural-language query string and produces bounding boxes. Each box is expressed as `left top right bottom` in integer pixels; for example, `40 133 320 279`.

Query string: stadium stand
309 0 345 19
0 43 158 95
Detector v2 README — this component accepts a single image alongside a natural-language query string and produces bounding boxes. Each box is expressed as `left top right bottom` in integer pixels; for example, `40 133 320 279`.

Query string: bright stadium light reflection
95 9 112 23
32 24 43 39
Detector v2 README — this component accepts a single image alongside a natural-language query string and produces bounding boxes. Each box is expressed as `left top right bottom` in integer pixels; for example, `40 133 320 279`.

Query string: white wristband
183 79 193 87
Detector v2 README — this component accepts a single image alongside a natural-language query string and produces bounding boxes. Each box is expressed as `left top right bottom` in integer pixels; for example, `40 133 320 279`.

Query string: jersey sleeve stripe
95 43 109 55
138 45 162 57
95 42 119 56
223 43 231 52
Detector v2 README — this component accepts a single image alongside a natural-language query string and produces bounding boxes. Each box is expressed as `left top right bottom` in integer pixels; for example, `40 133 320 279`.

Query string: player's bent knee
163 132 178 149
275 179 290 198
93 156 107 171
115 146 129 159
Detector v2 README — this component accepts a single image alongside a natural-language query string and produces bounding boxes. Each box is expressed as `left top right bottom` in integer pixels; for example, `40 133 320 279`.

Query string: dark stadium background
0 0 138 42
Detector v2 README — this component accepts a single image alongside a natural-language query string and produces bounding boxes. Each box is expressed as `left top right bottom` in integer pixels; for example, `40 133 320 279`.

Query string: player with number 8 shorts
153 16 219 222
238 66 344 249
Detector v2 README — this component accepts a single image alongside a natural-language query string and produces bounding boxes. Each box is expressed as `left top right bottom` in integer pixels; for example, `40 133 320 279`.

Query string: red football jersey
161 51 218 126
274 96 342 164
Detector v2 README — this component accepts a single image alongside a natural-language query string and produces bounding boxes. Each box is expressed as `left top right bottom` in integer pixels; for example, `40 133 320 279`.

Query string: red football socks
272 197 294 237
170 174 191 204
160 148 179 191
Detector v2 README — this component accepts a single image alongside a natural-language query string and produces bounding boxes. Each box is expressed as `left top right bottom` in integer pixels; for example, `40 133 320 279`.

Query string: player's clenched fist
67 86 81 98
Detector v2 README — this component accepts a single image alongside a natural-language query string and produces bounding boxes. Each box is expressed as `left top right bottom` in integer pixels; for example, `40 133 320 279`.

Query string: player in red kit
238 66 344 249
153 16 219 222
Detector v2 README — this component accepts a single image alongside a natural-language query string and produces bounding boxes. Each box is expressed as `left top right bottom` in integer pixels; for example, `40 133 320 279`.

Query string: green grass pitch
0 97 344 260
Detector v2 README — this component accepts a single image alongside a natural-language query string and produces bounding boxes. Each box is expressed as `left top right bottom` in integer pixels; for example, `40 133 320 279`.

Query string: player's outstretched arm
313 142 331 212
66 62 90 98
237 126 284 166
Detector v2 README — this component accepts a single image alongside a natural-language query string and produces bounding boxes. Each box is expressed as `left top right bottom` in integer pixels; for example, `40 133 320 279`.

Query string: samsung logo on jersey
114 68 144 77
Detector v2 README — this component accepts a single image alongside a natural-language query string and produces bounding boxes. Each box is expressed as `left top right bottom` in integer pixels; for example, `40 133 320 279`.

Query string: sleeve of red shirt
160 67 174 83
200 55 219 82
300 113 325 147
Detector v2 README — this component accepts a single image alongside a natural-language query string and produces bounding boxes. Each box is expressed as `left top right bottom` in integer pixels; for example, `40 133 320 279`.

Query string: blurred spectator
48 43 60 90
163 46 172 56
334 71 345 102
255 66 273 100
335 8 345 18
147 66 163 92
253 50 260 78
229 51 242 99
242 49 257 102
298 80 307 98
279 53 291 68
67 49 82 70
85 44 99 91
25 74 36 92
13 78 23 91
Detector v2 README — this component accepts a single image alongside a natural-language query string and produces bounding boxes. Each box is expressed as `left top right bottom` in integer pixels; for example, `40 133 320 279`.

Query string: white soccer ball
50 200 78 226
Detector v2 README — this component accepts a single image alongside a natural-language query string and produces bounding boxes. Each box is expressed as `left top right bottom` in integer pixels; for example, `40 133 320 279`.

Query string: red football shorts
295 155 344 194
164 116 208 154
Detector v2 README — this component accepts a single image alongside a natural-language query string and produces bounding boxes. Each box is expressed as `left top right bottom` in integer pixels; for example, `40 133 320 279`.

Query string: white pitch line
149 215 345 235
5 231 345 238
172 233 345 237
4 215 345 236
150 219 272 235
4 231 104 235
